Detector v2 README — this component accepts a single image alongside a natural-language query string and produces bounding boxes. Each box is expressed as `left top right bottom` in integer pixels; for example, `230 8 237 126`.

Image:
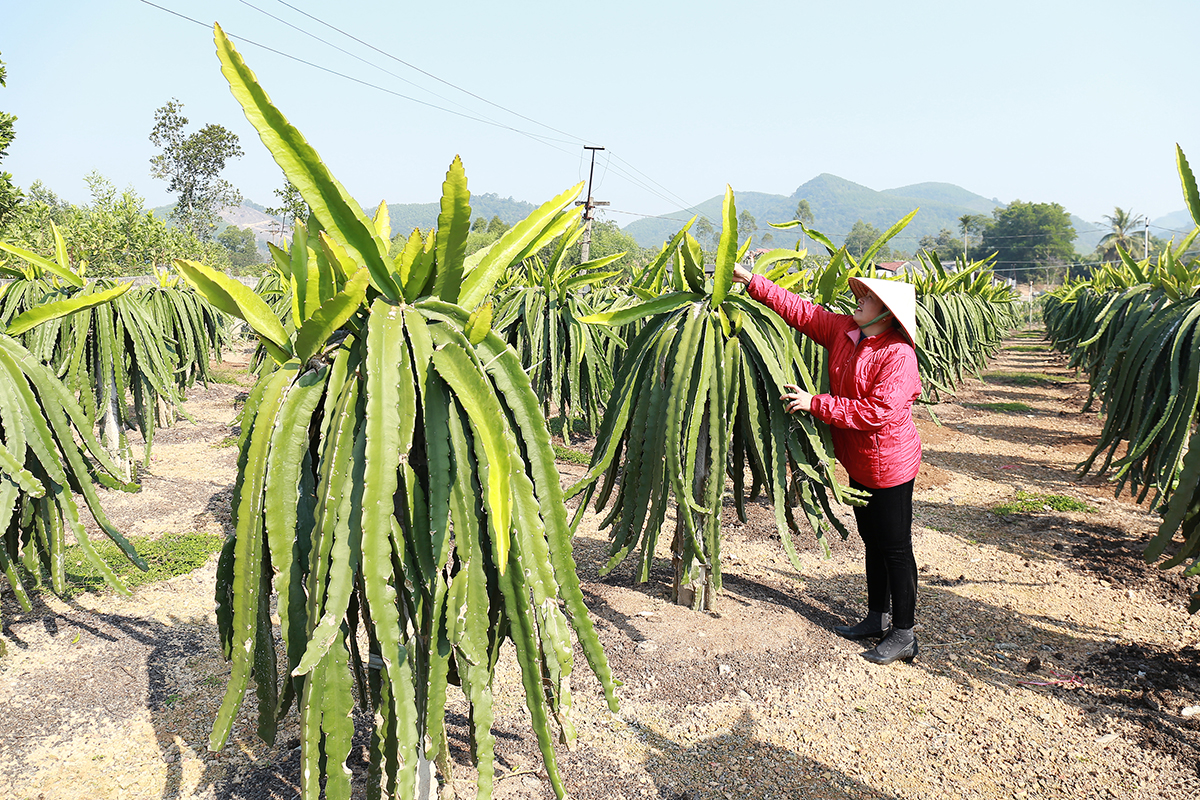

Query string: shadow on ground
0 592 304 799
632 708 896 800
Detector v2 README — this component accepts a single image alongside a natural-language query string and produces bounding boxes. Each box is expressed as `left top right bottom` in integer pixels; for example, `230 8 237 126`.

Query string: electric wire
135 0 579 153
141 1 715 222
607 151 708 218
236 0 582 146
133 1 1200 259
267 0 591 147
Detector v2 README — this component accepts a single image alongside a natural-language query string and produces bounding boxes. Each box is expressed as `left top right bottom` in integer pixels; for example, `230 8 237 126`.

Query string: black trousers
849 477 917 630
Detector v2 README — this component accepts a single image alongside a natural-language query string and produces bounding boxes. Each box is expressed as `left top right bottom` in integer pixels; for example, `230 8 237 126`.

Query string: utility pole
1145 217 1150 259
575 146 609 263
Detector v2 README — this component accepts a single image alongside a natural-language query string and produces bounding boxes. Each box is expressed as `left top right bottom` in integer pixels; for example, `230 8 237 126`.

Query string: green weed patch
207 366 245 385
554 444 593 466
966 401 1033 413
546 417 594 437
1007 345 1050 353
59 532 224 594
993 491 1096 516
982 371 1072 386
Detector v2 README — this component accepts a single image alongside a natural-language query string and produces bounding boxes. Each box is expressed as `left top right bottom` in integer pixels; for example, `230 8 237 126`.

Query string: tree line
869 203 1187 284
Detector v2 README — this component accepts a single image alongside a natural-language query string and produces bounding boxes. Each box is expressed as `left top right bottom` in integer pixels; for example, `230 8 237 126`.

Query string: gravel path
0 333 1197 800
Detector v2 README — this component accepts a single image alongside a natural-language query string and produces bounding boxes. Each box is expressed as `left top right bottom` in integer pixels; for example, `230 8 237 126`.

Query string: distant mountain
1071 217 1106 255
880 182 1000 215
220 203 276 232
620 175 1138 256
153 202 277 255
218 205 279 256
1151 209 1196 238
385 192 539 238
180 181 1172 263
621 174 1005 254
158 192 538 254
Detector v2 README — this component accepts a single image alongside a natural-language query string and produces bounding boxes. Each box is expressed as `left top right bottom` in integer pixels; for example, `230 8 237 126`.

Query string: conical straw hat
848 276 917 346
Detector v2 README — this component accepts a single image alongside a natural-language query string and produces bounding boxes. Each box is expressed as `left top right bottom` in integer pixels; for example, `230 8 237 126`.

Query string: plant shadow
0 589 302 799
630 708 897 800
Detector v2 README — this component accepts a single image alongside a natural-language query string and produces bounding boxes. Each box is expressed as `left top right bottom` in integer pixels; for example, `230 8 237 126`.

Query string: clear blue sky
3 0 1197 235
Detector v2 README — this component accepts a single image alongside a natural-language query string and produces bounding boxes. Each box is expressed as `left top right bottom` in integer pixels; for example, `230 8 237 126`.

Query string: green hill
158 193 538 239
385 192 538 238
621 174 1004 254
1071 217 1106 254
880 182 1000 214
1151 209 1196 237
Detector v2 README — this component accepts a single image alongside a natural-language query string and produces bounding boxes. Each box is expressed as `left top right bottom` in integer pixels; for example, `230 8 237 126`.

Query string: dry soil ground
0 331 1197 800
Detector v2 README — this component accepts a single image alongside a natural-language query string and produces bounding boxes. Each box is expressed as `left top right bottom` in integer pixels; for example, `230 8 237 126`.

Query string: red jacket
748 275 922 489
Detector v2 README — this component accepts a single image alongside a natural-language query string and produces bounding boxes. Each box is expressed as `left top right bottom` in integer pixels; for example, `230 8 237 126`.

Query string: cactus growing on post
187 25 617 800
571 188 863 610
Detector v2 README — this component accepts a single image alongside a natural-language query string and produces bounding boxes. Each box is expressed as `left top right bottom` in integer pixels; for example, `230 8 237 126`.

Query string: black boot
860 627 917 665
833 610 890 640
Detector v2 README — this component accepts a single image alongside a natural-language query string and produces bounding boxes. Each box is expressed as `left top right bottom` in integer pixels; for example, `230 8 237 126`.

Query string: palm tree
1096 207 1146 262
958 213 990 258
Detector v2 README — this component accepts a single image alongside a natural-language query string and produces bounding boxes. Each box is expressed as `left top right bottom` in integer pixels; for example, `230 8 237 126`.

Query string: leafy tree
0 51 23 227
559 219 644 269
3 174 230 275
149 98 243 241
977 200 1076 282
958 214 990 235
263 175 308 237
1095 206 1146 262
760 232 774 247
217 224 261 269
693 216 715 251
462 226 500 255
918 228 963 261
24 181 69 220
459 215 515 255
738 210 758 246
794 199 815 249
794 199 814 226
486 214 510 236
845 219 890 260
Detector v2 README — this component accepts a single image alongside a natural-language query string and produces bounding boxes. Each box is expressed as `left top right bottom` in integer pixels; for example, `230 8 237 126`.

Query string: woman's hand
781 383 813 414
731 264 754 285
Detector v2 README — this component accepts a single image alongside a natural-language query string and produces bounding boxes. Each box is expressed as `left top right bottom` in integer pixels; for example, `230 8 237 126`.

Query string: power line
236 0 580 146
606 208 697 223
135 0 576 151
1149 223 1198 235
594 150 611 194
135 2 1193 247
607 151 712 221
265 0 590 147
990 265 1110 275
250 2 724 222
137 1 714 223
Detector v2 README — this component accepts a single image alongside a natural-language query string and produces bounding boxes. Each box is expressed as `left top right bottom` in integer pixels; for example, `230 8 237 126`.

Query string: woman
731 264 922 665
